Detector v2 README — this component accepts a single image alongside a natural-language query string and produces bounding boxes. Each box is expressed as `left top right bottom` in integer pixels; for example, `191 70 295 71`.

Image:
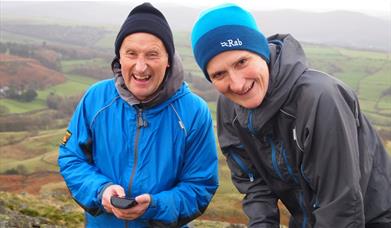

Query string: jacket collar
234 34 308 133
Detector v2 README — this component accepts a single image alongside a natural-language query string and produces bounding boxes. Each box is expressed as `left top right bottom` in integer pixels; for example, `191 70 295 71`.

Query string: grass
208 102 217 121
376 96 391 113
0 99 46 114
37 73 96 99
386 141 391 154
0 128 64 173
39 181 68 196
359 69 391 101
94 33 116 50
0 131 30 146
61 59 108 73
364 112 391 128
337 49 390 60
0 150 59 173
23 129 64 150
0 73 97 114
0 191 84 227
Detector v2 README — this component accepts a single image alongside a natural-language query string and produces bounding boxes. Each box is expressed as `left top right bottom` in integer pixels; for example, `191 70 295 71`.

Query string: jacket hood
113 52 184 108
235 34 308 133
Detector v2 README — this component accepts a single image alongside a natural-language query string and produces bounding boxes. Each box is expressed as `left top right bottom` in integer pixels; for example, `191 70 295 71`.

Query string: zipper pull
137 109 147 128
292 127 304 152
249 173 255 182
293 128 297 141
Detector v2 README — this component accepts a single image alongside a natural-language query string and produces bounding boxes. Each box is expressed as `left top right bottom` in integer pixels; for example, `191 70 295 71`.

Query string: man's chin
237 99 262 109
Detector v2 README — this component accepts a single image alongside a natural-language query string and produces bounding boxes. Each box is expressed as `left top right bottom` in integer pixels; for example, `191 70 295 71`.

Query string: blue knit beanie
191 3 270 81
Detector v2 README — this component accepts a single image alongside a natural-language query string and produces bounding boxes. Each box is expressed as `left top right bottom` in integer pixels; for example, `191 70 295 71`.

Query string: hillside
0 54 65 89
0 190 252 227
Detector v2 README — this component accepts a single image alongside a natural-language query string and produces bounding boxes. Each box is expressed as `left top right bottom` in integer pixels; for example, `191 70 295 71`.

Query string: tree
20 89 38 102
46 93 62 110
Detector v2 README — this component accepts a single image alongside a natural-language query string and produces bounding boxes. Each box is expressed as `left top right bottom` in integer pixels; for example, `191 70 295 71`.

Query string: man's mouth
237 81 255 95
132 73 151 81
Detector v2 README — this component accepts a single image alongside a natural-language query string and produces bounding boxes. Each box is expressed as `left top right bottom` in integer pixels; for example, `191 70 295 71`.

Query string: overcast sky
125 0 391 18
2 0 391 19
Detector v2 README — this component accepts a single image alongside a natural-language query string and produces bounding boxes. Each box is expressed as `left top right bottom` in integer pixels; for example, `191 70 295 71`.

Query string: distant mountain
1 2 390 51
250 10 391 52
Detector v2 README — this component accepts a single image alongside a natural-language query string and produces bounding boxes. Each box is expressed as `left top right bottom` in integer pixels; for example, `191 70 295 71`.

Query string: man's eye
126 52 136 57
147 52 159 59
237 58 247 66
211 71 225 80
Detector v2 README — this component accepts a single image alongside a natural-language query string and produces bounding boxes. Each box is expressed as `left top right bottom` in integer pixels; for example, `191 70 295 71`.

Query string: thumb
135 194 151 204
111 185 126 197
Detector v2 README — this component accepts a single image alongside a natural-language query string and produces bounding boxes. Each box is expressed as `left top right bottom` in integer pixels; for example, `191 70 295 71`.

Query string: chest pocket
266 135 300 186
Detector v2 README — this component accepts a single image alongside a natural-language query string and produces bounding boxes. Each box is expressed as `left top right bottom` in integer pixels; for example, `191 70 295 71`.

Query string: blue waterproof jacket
58 65 219 227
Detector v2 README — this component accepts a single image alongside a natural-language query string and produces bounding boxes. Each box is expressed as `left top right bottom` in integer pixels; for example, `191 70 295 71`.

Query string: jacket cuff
97 182 113 211
140 194 158 219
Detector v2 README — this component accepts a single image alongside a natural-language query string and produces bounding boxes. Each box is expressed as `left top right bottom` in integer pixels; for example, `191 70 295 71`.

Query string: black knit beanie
114 2 174 64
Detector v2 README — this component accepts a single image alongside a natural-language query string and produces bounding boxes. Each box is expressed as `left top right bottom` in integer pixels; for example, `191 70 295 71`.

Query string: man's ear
111 56 121 72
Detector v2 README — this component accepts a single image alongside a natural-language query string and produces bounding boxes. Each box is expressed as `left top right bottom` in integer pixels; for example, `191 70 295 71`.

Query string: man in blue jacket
58 2 219 227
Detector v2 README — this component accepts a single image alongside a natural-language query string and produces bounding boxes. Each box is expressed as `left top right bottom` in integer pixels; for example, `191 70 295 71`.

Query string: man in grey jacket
191 3 391 228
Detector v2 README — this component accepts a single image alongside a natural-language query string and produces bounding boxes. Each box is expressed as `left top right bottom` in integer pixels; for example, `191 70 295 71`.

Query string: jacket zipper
267 137 285 181
228 149 255 182
299 192 308 228
126 108 145 228
280 143 299 184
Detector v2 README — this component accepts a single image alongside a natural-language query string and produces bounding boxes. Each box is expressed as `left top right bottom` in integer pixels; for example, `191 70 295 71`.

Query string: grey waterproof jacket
217 34 391 227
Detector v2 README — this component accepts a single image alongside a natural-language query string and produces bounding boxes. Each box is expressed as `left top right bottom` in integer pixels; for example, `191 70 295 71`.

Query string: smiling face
206 50 269 109
119 32 169 101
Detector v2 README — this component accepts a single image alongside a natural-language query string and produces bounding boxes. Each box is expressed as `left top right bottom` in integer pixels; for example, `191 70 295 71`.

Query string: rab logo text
220 38 243 48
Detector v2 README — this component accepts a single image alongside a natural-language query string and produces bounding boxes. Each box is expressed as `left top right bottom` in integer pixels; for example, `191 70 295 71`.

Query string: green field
0 98 46 113
0 128 63 173
93 32 116 50
1 73 97 114
61 59 108 73
37 74 96 98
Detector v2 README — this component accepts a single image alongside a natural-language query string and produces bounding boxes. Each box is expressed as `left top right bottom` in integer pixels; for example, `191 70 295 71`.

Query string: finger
135 194 151 204
102 185 125 213
111 185 126 197
112 208 136 220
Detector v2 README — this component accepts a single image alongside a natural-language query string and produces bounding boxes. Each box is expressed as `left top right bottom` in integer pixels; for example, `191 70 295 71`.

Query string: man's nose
229 72 246 93
134 57 147 73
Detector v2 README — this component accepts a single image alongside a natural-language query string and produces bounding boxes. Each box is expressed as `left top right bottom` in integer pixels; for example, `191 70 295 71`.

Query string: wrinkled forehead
120 32 167 53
